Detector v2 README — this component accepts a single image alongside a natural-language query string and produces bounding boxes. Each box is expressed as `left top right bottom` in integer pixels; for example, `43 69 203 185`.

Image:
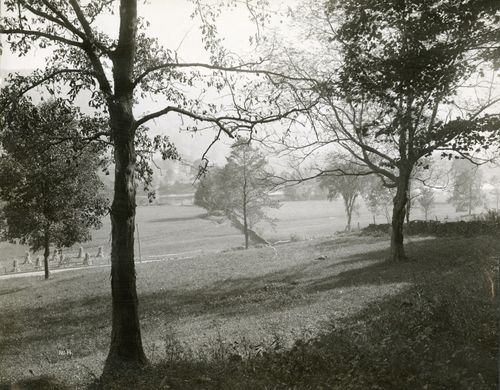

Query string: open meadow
0 233 498 389
0 200 463 275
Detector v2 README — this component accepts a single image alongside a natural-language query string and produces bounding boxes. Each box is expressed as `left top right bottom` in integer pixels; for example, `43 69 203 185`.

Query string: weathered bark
104 101 148 372
390 172 410 262
103 0 147 374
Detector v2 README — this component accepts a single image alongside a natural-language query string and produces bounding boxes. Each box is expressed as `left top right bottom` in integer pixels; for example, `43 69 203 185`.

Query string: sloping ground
0 235 498 389
0 200 464 275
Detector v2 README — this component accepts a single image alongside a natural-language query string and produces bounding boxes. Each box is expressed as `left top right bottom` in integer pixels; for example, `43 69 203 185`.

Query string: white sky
0 0 275 164
0 1 498 176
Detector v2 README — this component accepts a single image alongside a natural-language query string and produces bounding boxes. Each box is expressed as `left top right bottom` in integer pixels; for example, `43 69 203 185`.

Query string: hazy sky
1 1 498 175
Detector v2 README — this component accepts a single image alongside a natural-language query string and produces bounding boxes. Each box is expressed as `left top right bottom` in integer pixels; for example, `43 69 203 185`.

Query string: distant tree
195 140 279 248
405 158 440 223
448 160 484 215
489 175 500 212
194 166 225 214
280 172 319 201
0 99 109 279
417 187 435 221
362 177 394 225
319 161 367 231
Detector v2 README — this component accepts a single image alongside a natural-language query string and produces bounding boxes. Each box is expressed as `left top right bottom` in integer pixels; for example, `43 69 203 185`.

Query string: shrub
362 220 500 238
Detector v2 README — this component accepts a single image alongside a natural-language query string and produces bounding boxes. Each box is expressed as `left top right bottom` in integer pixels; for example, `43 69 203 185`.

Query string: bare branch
132 61 317 90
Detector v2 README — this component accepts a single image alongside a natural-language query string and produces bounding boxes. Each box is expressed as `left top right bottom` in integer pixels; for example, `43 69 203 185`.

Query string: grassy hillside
0 234 497 389
0 200 464 275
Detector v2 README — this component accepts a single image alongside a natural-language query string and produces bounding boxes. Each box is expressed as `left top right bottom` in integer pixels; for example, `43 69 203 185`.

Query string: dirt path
0 249 213 281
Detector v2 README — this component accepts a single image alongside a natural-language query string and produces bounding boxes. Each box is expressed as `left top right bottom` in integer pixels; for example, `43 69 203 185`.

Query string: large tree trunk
390 172 410 262
104 101 148 373
103 0 147 373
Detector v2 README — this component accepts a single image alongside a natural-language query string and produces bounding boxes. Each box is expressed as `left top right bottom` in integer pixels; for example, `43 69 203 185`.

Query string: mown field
0 234 497 389
0 200 462 275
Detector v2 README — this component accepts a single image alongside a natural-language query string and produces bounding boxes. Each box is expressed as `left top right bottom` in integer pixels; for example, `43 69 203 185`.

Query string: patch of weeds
163 324 191 364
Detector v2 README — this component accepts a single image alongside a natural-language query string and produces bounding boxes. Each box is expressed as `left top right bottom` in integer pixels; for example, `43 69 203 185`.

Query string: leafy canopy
0 99 109 250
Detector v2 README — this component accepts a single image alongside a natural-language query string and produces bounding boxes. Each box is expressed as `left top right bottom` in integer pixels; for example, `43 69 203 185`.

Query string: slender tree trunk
390 172 410 262
43 228 50 280
243 209 249 249
243 148 249 249
243 181 249 249
405 200 411 224
346 209 352 231
344 195 356 231
372 214 376 225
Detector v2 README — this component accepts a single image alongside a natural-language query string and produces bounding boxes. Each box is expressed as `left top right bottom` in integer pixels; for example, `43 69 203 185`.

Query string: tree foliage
278 0 500 261
417 187 436 221
362 177 395 225
0 0 317 370
319 160 368 231
195 140 279 248
448 160 485 215
0 99 109 278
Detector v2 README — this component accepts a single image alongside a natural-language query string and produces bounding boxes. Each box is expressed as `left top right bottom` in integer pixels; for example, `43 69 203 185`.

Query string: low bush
362 219 500 238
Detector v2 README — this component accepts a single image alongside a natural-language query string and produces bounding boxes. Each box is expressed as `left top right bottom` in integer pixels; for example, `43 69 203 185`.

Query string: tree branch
0 28 83 47
132 61 317 90
135 103 314 134
67 0 109 53
1 68 98 103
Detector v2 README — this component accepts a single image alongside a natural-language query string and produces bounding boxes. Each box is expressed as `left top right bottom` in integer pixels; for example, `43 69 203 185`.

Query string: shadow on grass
2 236 498 389
115 237 499 390
0 376 72 390
0 236 395 376
1 237 487 356
149 213 209 223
